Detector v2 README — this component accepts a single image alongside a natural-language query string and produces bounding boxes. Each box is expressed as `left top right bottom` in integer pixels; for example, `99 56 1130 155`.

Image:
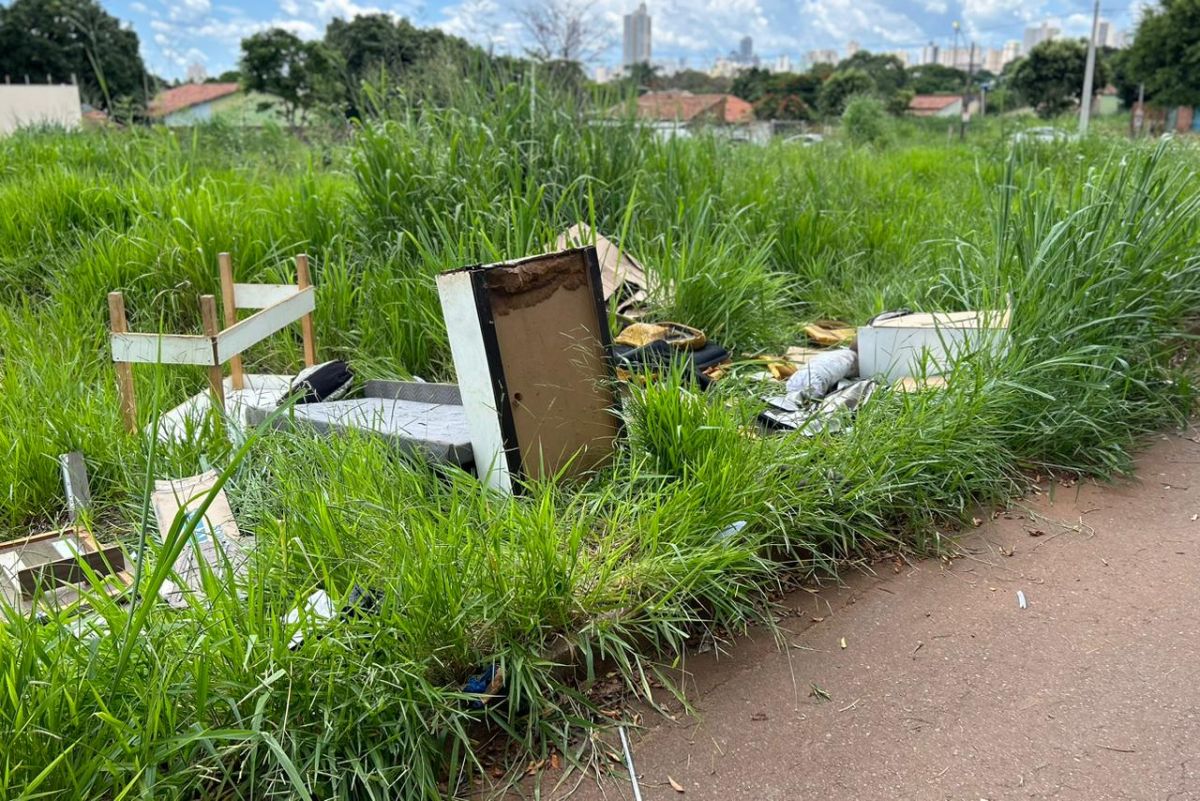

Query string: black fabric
613 340 730 390
288 360 354 404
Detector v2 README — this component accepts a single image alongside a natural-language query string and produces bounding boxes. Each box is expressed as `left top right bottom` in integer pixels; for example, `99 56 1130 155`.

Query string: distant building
623 3 652 68
888 49 910 67
1002 40 1021 65
1023 21 1060 54
908 94 963 117
770 54 793 73
739 36 753 62
623 90 755 125
984 48 1004 74
709 57 741 78
807 49 839 66
845 40 860 59
938 47 979 71
593 65 620 83
921 42 939 65
148 83 285 127
0 83 81 135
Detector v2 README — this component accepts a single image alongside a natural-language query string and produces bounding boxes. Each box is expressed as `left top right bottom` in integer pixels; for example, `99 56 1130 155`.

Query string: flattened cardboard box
152 470 250 608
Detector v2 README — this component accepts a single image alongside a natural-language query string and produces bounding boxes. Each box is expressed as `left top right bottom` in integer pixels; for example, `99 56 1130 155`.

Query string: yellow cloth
614 323 669 347
804 320 856 346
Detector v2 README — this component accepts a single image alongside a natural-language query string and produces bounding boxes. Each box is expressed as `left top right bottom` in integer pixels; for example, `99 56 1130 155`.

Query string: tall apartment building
1022 21 1060 54
622 3 652 68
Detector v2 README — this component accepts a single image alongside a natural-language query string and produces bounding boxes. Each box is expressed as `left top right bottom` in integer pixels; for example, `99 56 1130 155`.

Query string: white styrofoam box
857 310 1010 382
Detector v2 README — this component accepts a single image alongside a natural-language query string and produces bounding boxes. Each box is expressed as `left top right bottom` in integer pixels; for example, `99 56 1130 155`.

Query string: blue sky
103 0 1146 80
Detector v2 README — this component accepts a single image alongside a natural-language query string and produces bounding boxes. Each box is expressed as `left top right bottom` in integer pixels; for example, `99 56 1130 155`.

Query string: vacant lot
1 96 1197 799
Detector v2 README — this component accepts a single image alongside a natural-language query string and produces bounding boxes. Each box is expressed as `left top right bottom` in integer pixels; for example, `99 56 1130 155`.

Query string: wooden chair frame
108 252 316 434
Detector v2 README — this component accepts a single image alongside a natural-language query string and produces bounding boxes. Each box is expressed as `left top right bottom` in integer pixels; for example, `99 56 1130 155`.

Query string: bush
841 94 891 146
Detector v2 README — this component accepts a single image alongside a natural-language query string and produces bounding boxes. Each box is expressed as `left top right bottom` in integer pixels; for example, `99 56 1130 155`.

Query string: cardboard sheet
151 470 250 608
484 249 620 480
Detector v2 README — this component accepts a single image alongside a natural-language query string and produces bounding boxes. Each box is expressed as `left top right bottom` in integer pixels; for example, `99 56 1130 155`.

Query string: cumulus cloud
132 0 1142 81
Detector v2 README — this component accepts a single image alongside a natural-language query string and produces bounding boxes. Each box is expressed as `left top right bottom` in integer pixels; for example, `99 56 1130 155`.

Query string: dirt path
552 428 1200 801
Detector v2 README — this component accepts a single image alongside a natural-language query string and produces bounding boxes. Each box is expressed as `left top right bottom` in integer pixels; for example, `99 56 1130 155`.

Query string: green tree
240 28 338 125
731 67 772 103
1103 46 1139 107
0 0 149 111
325 14 408 81
886 88 915 115
624 61 661 91
747 72 821 120
655 69 726 93
842 93 890 146
818 67 875 117
657 68 730 94
1125 0 1200 107
906 64 968 94
1010 38 1109 118
837 51 907 96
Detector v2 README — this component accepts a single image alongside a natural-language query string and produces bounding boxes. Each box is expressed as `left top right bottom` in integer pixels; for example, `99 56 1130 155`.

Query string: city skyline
99 0 1145 81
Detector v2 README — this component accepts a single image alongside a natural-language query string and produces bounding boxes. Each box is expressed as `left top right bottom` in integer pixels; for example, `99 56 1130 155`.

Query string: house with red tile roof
907 94 964 117
148 82 285 127
626 91 756 125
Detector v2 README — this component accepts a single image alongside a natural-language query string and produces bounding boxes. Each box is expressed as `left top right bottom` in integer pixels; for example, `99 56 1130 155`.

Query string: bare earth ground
528 427 1200 801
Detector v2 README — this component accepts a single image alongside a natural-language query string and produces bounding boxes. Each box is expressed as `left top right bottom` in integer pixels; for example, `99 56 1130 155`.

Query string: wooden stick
217 252 244 390
199 295 225 414
107 292 138 434
296 253 316 367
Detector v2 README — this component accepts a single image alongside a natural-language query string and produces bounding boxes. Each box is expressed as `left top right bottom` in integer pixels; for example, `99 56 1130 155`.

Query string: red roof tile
149 83 240 117
908 94 962 111
630 91 755 124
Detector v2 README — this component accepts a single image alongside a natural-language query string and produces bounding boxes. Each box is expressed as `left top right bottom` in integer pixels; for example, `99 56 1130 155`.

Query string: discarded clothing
784 348 858 400
614 339 731 390
613 321 706 350
286 360 354 404
464 664 506 709
803 320 856 347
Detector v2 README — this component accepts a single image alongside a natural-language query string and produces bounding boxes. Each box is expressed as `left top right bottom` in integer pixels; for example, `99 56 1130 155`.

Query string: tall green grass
0 89 1196 799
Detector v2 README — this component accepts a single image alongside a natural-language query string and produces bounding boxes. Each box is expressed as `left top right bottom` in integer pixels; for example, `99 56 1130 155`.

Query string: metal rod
617 725 643 801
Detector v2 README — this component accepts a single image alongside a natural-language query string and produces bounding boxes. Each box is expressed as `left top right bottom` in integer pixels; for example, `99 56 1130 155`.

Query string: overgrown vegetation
0 88 1197 799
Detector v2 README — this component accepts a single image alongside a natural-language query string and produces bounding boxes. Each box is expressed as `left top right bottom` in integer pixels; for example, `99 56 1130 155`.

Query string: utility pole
1078 0 1101 136
960 40 975 141
1132 82 1145 137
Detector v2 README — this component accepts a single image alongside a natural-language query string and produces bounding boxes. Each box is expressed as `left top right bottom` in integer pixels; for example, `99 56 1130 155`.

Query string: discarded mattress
155 373 293 443
244 380 474 467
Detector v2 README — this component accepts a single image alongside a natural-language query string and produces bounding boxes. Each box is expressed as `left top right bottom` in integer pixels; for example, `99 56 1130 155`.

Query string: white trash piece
857 309 1010 382
784 348 858 400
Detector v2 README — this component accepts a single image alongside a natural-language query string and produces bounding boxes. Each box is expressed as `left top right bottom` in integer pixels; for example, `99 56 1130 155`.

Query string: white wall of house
163 100 217 127
0 84 81 135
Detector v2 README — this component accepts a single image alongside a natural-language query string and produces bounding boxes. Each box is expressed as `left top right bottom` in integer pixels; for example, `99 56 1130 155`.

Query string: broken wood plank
215 286 315 363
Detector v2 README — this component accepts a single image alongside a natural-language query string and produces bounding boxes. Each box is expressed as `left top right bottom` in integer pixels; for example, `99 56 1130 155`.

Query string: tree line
0 0 1198 124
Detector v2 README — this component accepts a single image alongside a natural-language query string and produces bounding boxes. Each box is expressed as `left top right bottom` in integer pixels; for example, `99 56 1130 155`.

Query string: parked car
784 133 825 145
1012 126 1075 144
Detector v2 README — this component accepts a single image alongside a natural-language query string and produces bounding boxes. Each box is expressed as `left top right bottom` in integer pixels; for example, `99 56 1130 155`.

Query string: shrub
842 94 892 146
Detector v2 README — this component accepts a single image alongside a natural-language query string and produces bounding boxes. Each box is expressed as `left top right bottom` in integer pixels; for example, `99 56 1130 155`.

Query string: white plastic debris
1017 590 1028 610
784 349 858 400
